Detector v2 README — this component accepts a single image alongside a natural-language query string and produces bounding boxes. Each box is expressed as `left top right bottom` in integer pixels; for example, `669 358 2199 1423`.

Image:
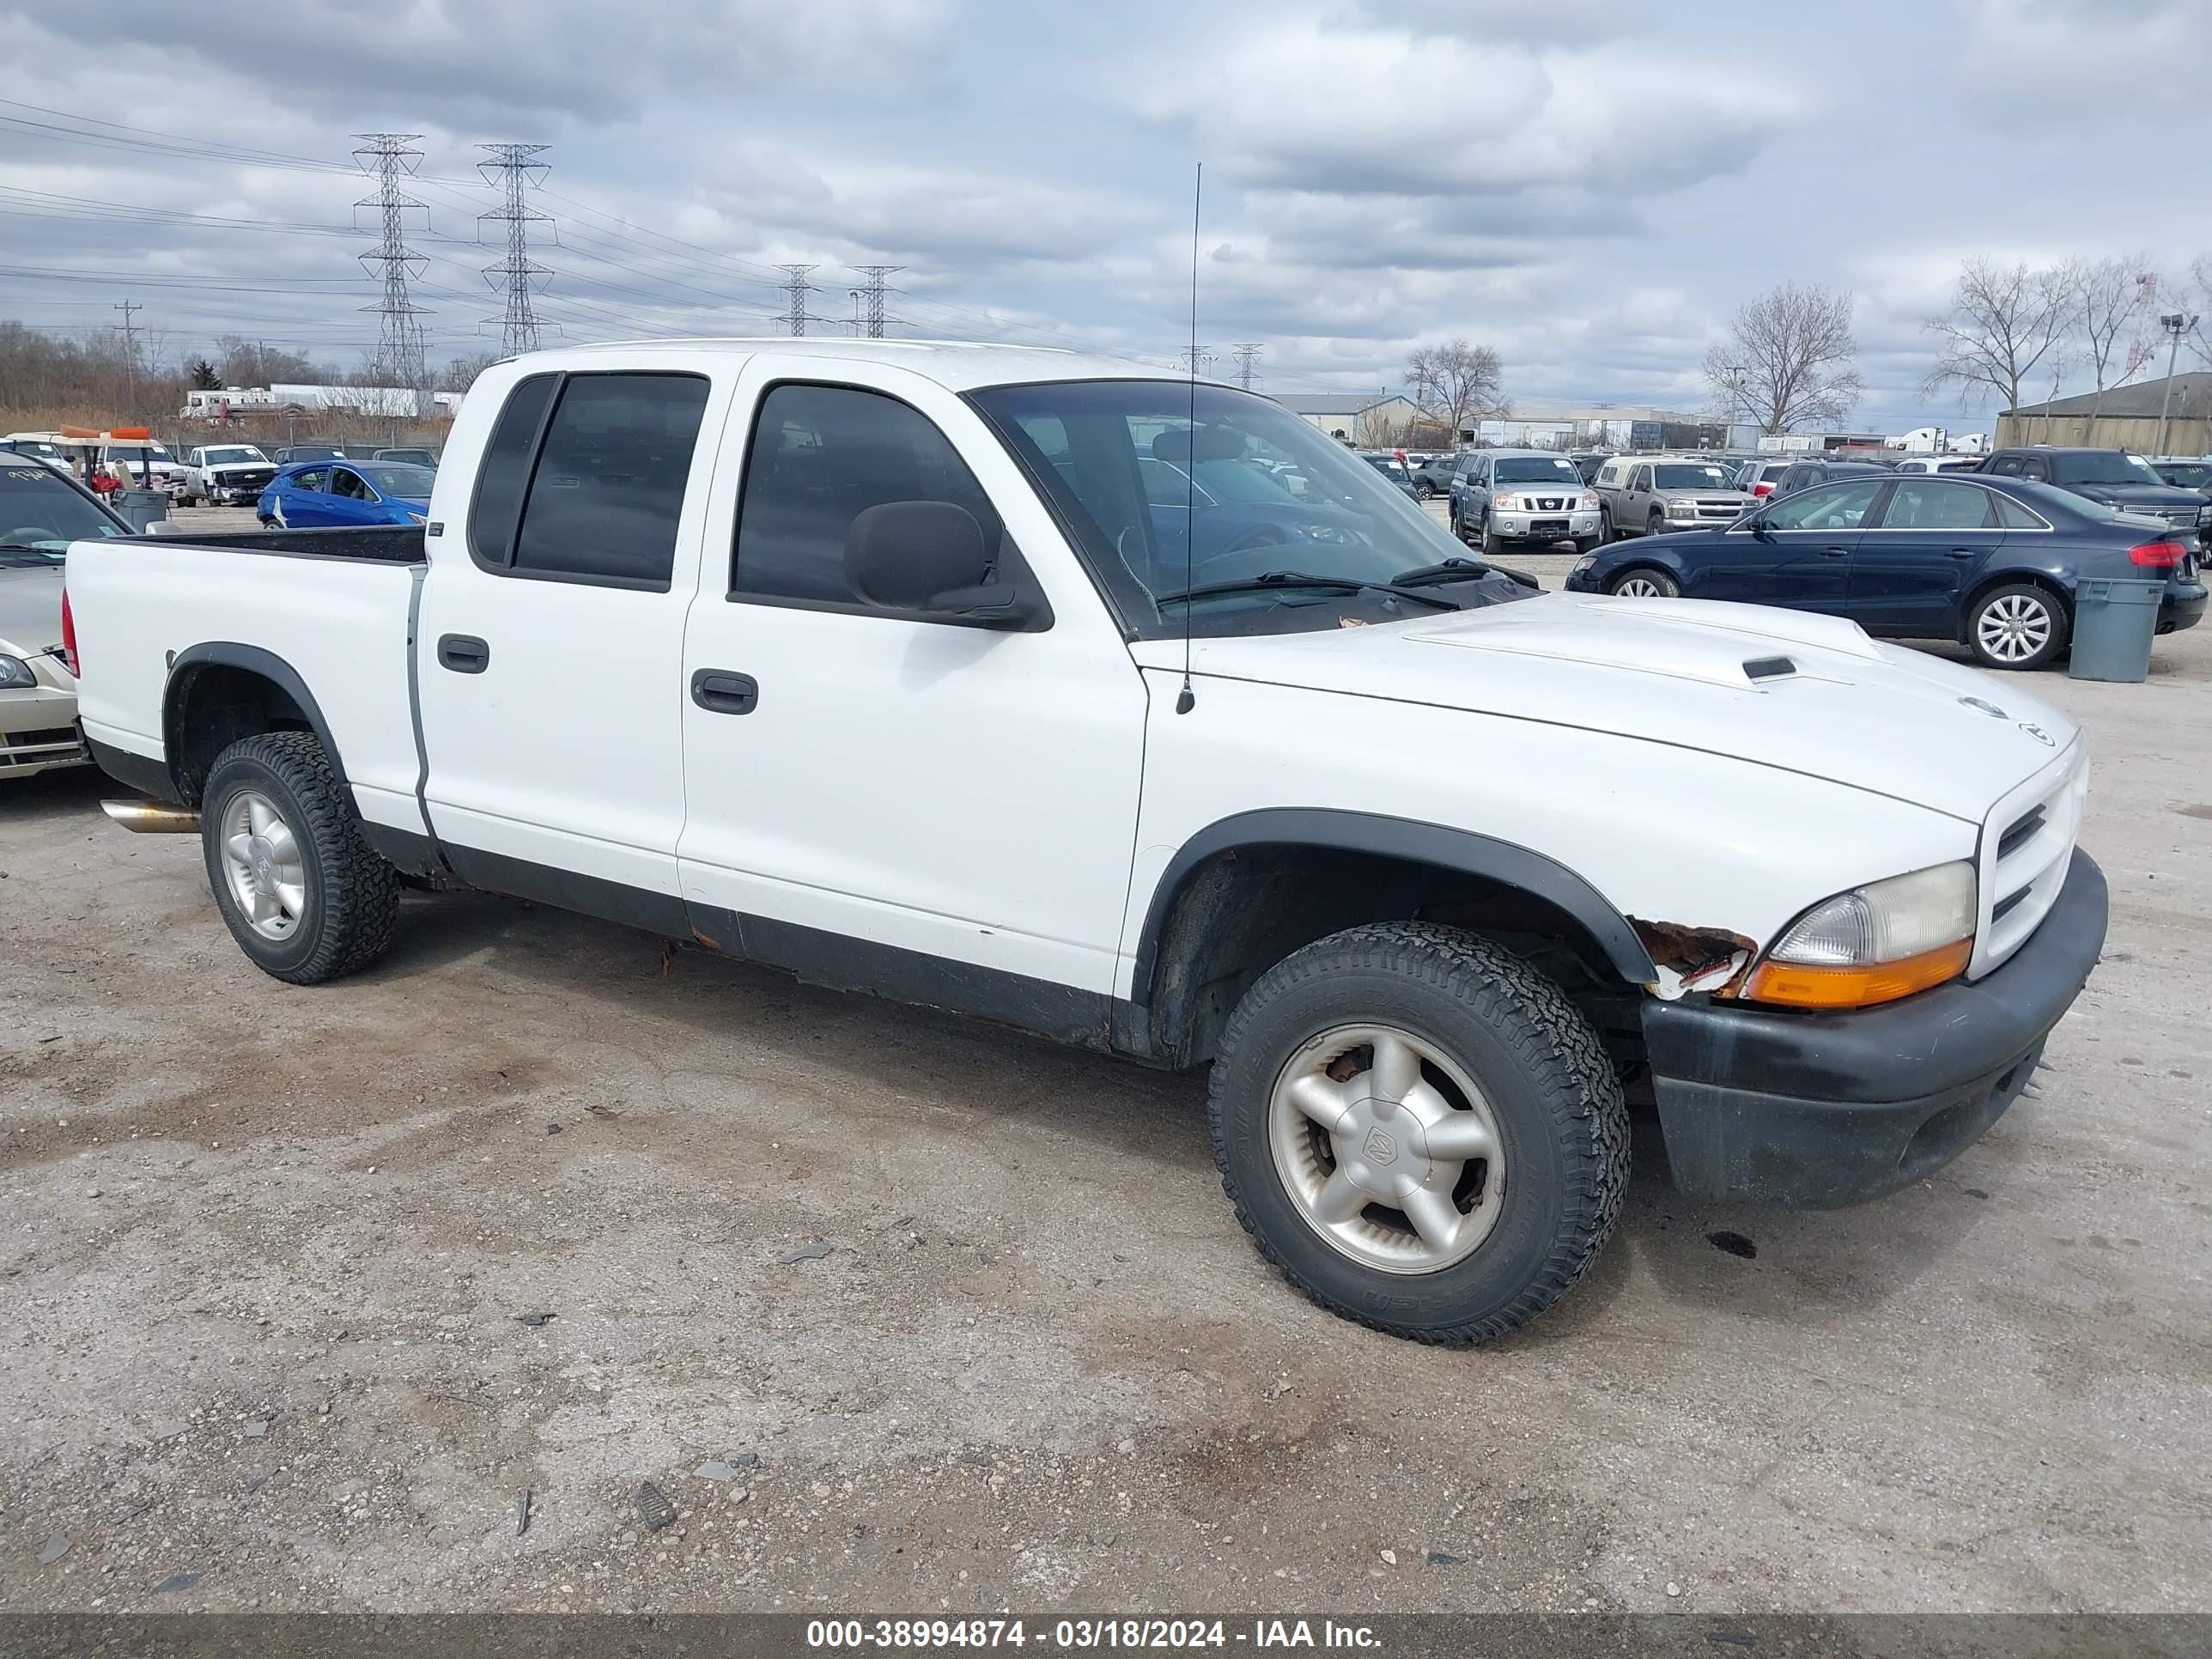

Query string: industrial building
1997 372 2212 454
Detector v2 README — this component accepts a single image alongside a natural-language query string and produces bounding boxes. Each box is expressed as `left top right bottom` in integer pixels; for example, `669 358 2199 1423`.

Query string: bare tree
1921 258 2069 413
1405 339 1504 440
438 349 503 393
2058 254 2157 420
1702 283 1862 434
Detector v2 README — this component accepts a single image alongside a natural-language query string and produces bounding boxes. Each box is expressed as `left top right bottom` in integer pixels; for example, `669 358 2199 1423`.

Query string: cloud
1960 0 2211 127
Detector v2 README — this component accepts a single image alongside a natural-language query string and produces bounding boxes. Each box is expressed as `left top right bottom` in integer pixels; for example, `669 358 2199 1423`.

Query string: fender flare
1129 808 1657 999
163 641 349 797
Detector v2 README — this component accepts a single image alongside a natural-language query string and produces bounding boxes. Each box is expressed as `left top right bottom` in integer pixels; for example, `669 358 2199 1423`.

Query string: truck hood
0 563 64 653
2066 481 2200 512
1137 592 2074 823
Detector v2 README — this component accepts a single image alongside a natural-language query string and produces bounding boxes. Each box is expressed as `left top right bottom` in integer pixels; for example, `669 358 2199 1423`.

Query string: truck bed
122 526 426 565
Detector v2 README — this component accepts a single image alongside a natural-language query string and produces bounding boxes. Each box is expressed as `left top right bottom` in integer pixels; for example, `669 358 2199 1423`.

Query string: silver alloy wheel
1267 1024 1507 1274
1614 574 1667 598
220 788 307 941
1977 592 2053 662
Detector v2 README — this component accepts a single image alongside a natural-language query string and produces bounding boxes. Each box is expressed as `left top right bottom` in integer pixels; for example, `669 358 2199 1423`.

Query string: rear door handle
1946 546 1978 558
437 634 489 673
1822 544 1850 557
690 669 759 715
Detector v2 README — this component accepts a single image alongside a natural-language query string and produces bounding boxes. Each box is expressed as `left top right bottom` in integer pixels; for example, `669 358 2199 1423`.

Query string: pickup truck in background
180 444 278 507
64 340 2109 1345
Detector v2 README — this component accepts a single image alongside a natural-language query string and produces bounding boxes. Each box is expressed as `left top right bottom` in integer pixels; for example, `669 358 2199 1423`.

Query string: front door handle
437 634 489 673
690 669 759 715
1822 544 1850 558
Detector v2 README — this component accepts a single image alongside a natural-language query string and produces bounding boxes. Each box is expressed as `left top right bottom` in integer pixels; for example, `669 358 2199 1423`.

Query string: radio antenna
1176 162 1202 717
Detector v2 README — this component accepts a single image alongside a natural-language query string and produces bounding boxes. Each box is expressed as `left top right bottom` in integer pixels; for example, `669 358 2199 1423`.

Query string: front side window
1880 479 1994 530
2019 457 2051 483
1987 455 2022 476
1765 478 1884 531
970 379 1536 638
732 382 1008 609
1632 466 1653 491
331 468 370 501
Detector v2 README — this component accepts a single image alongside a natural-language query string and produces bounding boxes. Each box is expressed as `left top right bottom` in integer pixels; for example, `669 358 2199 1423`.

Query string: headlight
0 653 37 690
1579 493 1600 511
1666 501 1698 518
1571 555 1595 574
1742 861 1977 1009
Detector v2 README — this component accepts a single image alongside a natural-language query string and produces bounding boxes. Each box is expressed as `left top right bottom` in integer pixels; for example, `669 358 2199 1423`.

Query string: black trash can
2068 578 2162 683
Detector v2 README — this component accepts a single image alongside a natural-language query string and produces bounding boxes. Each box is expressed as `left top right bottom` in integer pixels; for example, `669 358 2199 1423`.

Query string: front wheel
1210 921 1628 1345
1608 567 1679 598
1416 481 1437 500
1647 508 1667 538
200 731 399 984
1573 535 1600 556
1967 583 2068 670
1480 514 1504 558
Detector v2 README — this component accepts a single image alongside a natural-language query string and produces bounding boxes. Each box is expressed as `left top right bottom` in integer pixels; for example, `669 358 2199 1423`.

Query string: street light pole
2154 312 2197 457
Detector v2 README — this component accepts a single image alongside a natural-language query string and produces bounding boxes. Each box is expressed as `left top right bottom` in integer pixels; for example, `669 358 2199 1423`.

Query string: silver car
1592 456 1757 540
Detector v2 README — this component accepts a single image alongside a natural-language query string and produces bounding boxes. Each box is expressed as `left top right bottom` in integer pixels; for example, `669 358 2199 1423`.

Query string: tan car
1592 454 1758 540
1 459 134 779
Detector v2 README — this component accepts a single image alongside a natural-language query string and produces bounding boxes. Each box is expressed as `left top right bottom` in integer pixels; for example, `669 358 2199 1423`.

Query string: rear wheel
1967 582 2068 670
1210 921 1628 1345
200 732 399 984
1608 567 1679 599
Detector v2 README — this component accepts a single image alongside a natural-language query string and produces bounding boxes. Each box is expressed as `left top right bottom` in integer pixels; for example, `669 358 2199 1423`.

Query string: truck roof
545 337 1211 393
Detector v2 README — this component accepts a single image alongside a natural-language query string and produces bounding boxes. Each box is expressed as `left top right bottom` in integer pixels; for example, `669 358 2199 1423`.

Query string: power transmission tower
1231 343 1262 392
477 143 554 355
850 265 902 337
1178 344 1214 375
776 265 818 337
351 133 431 392
112 300 143 407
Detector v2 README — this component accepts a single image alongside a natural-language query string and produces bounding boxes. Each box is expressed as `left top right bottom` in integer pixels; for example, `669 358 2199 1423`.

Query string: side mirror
843 500 1038 629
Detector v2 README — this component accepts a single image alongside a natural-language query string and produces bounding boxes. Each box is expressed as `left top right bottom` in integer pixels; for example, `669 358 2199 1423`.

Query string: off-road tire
200 731 399 984
1966 581 2069 672
1210 921 1628 1345
1481 514 1504 558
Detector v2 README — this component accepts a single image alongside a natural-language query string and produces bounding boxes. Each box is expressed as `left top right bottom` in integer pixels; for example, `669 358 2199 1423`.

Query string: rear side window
731 382 1007 611
1881 479 1993 530
468 374 558 568
512 374 709 588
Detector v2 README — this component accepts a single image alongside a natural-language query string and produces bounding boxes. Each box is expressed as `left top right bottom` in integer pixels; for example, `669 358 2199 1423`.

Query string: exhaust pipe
101 799 200 834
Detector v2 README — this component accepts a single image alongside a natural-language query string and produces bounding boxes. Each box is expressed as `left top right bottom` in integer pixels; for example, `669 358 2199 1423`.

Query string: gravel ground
1 508 2209 1617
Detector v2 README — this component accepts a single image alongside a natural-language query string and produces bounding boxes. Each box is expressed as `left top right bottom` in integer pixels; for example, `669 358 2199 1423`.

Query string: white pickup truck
63 340 2107 1343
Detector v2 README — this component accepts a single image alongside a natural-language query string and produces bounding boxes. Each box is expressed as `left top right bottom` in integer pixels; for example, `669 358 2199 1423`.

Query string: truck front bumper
1640 848 2107 1207
1491 507 1601 543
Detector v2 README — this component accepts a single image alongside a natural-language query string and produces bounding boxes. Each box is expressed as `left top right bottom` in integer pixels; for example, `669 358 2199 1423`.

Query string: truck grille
1692 499 1745 520
1972 744 2087 977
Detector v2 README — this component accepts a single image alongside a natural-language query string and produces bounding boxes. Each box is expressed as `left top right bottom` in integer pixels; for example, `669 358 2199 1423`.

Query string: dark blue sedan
258 459 433 530
1564 471 2206 671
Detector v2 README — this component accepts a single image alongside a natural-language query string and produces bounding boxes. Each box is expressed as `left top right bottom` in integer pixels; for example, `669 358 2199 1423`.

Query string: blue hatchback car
1565 471 2206 671
258 459 434 530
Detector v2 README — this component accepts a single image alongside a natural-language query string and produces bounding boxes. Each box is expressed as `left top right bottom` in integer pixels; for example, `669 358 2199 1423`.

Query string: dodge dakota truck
64 340 2108 1344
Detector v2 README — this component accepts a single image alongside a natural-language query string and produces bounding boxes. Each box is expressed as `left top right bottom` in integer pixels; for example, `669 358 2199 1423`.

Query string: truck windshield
1493 457 1581 483
203 447 265 465
969 380 1536 637
1653 465 1732 489
0 464 128 559
2053 453 2163 486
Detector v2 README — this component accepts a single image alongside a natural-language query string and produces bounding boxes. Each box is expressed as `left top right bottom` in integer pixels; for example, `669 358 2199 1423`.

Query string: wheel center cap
249 838 277 895
1338 1095 1431 1200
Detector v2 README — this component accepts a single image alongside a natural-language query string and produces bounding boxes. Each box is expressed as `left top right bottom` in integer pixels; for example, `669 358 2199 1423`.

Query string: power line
351 133 430 391
776 264 818 337
1231 343 1263 392
851 264 902 337
478 143 554 354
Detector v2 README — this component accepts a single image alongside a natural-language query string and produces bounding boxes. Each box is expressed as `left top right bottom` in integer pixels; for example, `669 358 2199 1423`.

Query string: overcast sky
3 0 2208 435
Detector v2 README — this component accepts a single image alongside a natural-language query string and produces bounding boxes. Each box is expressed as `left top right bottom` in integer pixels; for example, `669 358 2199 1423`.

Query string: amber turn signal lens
1741 938 1972 1010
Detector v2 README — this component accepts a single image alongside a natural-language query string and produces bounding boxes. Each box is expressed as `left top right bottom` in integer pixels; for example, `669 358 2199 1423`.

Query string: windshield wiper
1390 556 1492 586
1157 570 1462 611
